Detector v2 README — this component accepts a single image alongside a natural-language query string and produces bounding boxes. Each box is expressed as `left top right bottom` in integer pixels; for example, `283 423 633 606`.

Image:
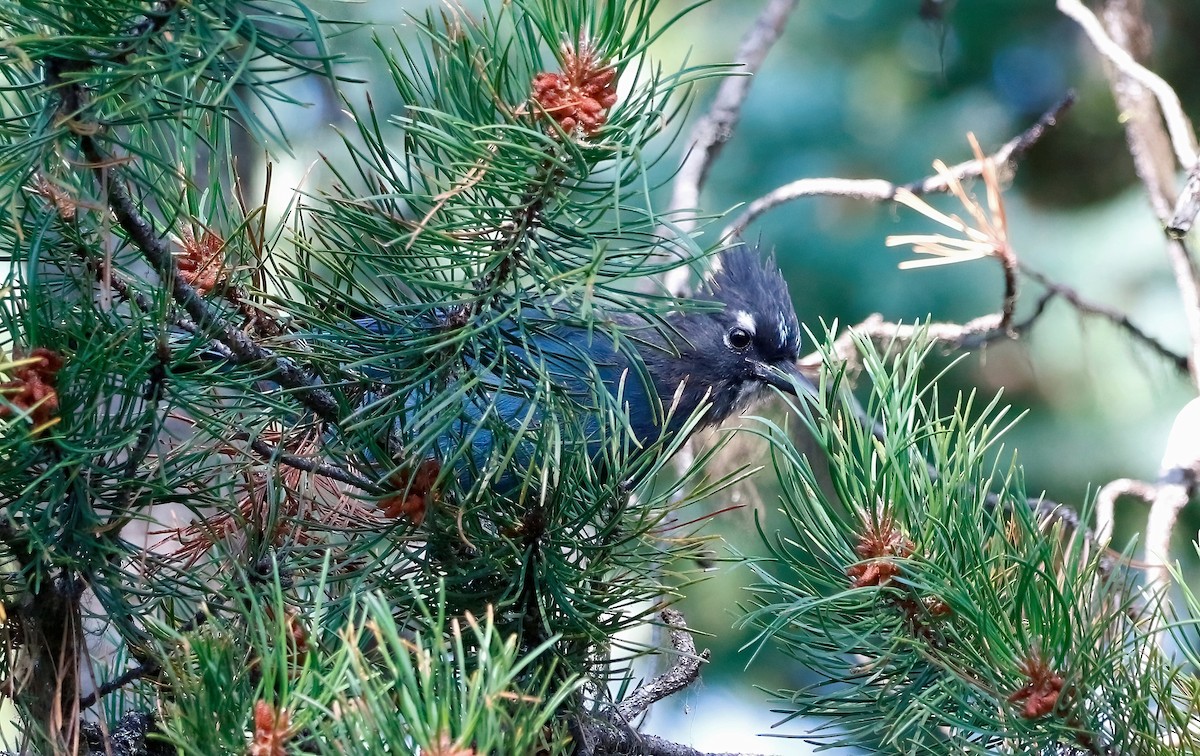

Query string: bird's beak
756 360 815 398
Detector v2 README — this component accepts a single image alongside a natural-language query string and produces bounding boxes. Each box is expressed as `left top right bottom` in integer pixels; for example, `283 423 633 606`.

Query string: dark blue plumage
350 244 809 491
186 244 808 493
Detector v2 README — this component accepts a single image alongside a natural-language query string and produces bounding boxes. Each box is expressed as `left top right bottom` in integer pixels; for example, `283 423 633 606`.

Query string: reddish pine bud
0 348 64 431
846 516 913 588
177 226 225 294
30 175 79 220
380 458 441 524
1008 654 1066 719
249 700 290 756
264 605 310 666
531 42 618 136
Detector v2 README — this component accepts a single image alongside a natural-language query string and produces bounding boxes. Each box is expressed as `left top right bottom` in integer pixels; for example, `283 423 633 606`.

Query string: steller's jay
331 243 811 495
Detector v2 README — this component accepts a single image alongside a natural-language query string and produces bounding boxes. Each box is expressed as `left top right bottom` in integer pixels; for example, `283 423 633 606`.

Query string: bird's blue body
340 244 809 494
185 244 807 496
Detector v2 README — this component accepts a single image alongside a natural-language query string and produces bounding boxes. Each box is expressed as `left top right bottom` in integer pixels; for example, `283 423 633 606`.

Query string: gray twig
1085 0 1200 388
667 0 799 231
239 433 384 494
722 94 1075 241
1020 266 1189 373
662 0 799 294
579 719 770 756
616 608 710 722
1094 477 1157 551
1058 0 1196 167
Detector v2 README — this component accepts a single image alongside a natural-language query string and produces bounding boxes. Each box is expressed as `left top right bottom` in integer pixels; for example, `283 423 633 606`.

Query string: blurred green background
282 1 1200 751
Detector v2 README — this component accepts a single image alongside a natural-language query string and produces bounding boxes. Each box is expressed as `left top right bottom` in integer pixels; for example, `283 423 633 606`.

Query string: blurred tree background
53 0 1195 750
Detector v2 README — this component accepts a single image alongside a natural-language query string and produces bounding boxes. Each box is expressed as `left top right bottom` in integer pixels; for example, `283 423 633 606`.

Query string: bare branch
616 608 710 722
667 0 799 231
1160 243 1199 385
1144 484 1189 598
78 662 159 711
722 94 1074 240
662 0 799 295
1087 0 1200 388
1058 0 1196 167
1095 478 1158 546
1019 266 1189 374
801 314 1005 372
935 267 1188 377
1142 398 1200 595
1069 0 1200 592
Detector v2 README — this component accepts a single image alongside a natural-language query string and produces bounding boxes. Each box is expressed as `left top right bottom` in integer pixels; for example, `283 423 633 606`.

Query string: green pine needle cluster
157 576 576 755
0 0 724 750
742 330 1194 754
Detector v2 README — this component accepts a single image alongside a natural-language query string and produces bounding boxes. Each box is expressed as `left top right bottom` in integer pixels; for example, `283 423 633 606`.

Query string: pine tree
1 1 1198 755
0 1 722 752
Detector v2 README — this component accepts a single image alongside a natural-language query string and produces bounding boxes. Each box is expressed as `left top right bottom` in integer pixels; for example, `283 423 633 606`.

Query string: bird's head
646 244 807 429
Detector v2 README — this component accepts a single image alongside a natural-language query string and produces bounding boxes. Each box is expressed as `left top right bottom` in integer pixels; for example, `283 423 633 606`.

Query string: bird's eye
725 327 753 352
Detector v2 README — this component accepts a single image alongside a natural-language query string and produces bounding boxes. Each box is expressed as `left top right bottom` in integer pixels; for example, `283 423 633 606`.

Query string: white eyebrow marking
735 311 757 333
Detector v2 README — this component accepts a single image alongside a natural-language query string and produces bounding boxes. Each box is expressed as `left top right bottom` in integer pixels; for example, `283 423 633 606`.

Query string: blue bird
344 243 810 494
177 244 808 496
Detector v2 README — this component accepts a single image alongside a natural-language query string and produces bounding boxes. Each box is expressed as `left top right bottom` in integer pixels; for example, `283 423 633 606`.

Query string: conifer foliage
0 1 1197 755
0 0 717 751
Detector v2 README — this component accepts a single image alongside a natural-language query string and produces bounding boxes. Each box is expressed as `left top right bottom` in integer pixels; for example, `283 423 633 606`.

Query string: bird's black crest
702 244 801 356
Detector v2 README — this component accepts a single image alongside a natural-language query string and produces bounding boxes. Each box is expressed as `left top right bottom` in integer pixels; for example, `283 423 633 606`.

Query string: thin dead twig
615 608 710 722
662 0 799 295
239 433 383 494
1021 266 1189 374
722 94 1074 241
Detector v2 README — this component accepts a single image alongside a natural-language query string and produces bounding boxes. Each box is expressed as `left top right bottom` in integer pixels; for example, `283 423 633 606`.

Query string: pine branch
78 134 342 424
746 333 1164 751
237 432 383 493
78 663 159 712
615 608 709 722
